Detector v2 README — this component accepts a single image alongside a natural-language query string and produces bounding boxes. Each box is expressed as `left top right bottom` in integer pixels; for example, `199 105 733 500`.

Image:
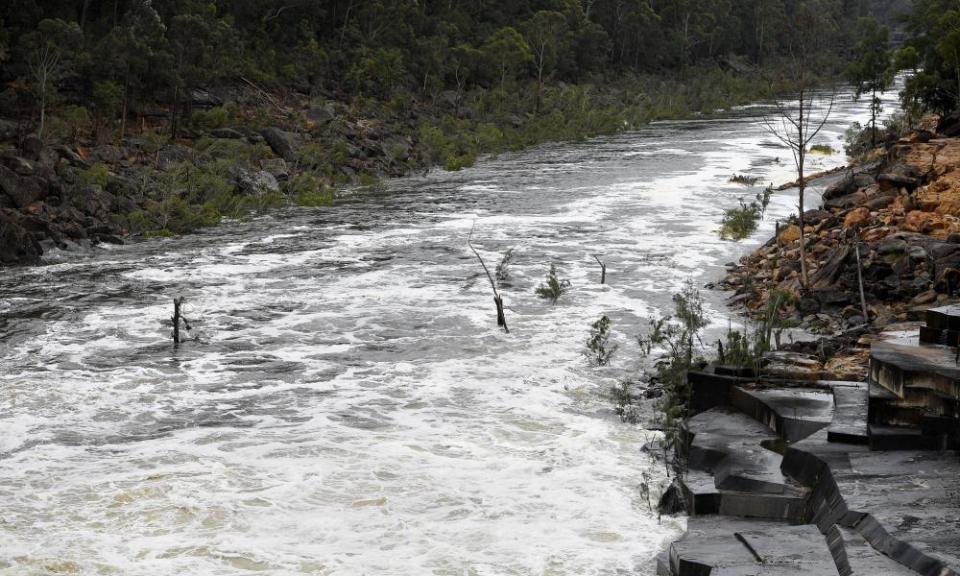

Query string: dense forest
0 0 907 134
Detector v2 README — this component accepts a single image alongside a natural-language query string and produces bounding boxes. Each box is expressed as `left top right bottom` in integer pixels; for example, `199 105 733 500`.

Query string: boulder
259 158 289 181
825 190 867 210
843 207 871 229
235 169 280 196
877 172 920 191
260 127 301 161
877 237 907 256
0 211 42 265
306 103 337 125
21 134 43 160
778 224 801 244
865 192 897 210
823 171 855 200
0 165 46 209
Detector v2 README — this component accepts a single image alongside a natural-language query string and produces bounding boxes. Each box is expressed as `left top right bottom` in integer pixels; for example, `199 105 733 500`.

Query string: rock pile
722 135 960 334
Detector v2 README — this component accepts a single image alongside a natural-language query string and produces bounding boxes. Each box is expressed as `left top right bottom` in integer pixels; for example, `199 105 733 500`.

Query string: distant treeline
0 0 908 126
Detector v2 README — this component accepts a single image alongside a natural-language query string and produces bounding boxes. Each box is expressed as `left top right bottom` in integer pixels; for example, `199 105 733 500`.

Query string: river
0 86 898 575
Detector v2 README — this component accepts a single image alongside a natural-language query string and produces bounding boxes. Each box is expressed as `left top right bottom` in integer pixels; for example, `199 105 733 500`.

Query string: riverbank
655 121 960 575
0 64 816 267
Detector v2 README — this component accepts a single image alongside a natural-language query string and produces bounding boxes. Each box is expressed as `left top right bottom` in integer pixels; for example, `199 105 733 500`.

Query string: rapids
0 86 898 575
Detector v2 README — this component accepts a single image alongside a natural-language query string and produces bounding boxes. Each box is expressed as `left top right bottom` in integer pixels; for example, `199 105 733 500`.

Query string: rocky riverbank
0 87 424 267
719 121 960 376
655 123 960 575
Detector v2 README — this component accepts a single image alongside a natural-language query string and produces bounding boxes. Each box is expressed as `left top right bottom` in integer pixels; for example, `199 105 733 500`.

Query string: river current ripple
0 88 895 575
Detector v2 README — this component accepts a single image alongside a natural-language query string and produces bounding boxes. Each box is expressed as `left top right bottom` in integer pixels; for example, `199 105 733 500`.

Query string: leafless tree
761 86 835 288
27 41 63 139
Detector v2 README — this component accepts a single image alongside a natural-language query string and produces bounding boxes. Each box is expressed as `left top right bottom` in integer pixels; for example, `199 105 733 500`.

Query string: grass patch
729 173 760 185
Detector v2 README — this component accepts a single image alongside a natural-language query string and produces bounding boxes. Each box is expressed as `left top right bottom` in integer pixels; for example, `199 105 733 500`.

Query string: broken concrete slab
827 383 870 445
826 525 915 576
782 430 960 576
731 386 834 443
667 516 839 576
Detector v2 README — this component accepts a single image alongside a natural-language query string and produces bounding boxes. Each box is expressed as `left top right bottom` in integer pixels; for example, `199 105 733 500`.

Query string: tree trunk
535 48 545 116
797 89 809 288
38 74 47 139
170 84 180 138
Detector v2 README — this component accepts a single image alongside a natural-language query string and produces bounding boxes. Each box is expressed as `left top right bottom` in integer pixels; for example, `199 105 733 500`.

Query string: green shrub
191 106 230 131
535 264 570 304
729 173 760 185
587 314 618 366
719 199 761 240
809 144 836 155
638 280 708 477
79 163 110 187
290 172 334 206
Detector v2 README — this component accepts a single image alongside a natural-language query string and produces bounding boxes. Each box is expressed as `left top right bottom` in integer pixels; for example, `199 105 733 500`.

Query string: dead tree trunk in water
172 297 183 345
593 255 606 284
468 223 509 333
172 297 193 345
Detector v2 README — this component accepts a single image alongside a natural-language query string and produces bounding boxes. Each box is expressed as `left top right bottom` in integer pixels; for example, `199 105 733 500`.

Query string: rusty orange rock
843 207 871 229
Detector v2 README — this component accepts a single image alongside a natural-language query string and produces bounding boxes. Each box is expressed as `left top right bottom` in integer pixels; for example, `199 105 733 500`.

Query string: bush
729 173 760 185
79 163 110 187
535 263 570 304
587 314 618 366
191 106 230 131
719 199 761 240
290 172 334 206
638 280 708 477
809 144 836 155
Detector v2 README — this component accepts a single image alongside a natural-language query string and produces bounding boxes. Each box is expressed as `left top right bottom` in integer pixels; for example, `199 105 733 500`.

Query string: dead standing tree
171 297 193 346
761 87 834 288
468 223 509 333
593 254 607 284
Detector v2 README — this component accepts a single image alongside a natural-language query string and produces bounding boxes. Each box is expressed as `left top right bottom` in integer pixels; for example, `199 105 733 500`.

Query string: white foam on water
0 84 899 575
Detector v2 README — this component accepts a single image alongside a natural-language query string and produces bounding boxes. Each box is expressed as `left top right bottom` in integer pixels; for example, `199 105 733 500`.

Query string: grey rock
0 212 41 265
877 238 908 256
235 169 280 196
0 165 45 209
260 127 301 161
259 158 289 181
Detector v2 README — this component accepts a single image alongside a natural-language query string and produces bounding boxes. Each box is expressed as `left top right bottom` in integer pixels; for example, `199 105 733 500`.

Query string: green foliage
846 17 894 143
638 280 708 477
843 121 878 159
290 172 334 206
719 199 762 241
587 314 618 366
609 380 641 424
729 174 760 185
79 163 110 187
495 248 515 289
535 263 570 304
191 106 230 131
720 289 798 371
809 144 836 155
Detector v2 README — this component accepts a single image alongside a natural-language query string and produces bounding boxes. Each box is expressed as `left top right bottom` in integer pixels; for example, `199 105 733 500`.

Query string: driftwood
468 223 509 333
774 165 848 191
593 254 607 284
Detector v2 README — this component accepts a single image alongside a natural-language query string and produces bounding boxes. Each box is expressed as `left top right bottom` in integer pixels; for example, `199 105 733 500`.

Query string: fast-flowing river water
0 87 898 575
